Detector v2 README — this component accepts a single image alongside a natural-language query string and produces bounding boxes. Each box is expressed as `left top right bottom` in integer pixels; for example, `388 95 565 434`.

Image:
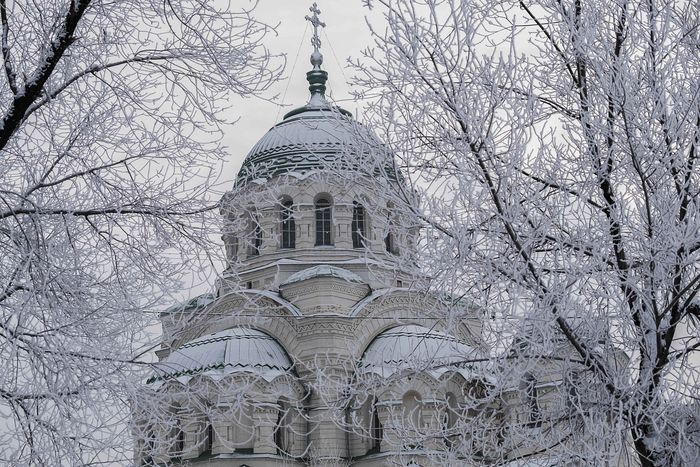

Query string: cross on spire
305 3 325 70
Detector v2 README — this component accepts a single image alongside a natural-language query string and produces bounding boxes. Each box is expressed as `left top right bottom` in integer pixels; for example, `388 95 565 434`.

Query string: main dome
236 104 399 186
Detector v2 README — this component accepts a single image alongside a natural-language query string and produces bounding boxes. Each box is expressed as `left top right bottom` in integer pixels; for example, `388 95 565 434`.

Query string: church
134 6 631 467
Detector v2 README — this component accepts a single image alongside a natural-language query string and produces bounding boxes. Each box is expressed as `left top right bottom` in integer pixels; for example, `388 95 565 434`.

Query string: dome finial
304 3 328 103
305 3 325 70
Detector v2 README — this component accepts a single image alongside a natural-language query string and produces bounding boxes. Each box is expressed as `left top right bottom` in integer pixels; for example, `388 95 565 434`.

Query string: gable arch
164 291 300 361
210 289 302 317
350 289 481 353
350 290 444 359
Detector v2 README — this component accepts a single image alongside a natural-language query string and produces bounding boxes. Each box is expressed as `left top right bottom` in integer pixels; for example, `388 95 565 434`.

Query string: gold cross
305 3 326 52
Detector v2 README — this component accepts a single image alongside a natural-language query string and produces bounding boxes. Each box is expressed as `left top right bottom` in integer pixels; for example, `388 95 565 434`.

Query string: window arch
315 197 332 246
352 202 366 248
281 199 295 249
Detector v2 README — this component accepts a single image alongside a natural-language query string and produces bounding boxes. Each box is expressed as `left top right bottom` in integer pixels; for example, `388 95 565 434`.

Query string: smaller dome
361 325 479 378
281 265 365 286
150 328 292 384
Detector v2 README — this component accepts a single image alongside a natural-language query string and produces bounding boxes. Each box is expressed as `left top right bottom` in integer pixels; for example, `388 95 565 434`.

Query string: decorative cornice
295 320 358 337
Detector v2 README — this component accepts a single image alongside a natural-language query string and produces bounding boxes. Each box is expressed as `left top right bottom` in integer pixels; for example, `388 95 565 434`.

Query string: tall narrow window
274 400 289 455
142 428 155 466
352 202 366 248
566 370 581 410
281 200 295 249
384 231 394 253
525 375 540 424
204 421 214 453
250 213 262 256
315 198 332 246
174 425 185 458
385 205 397 254
370 399 383 453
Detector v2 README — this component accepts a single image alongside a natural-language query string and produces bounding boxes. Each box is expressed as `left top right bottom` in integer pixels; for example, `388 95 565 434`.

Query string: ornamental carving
294 320 358 337
282 282 368 301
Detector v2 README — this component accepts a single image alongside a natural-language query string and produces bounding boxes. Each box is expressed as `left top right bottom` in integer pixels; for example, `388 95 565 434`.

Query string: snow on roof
230 289 302 317
236 106 398 186
349 287 415 317
149 327 292 385
281 265 365 286
361 324 481 379
162 293 216 314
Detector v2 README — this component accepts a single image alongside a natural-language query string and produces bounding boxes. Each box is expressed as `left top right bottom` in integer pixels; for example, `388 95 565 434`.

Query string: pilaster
253 403 279 455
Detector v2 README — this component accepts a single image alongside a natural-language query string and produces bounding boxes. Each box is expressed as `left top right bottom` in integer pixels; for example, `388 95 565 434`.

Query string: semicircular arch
350 289 480 357
164 295 299 366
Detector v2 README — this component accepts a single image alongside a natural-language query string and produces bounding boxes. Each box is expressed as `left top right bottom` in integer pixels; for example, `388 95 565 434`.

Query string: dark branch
0 0 17 94
0 0 92 152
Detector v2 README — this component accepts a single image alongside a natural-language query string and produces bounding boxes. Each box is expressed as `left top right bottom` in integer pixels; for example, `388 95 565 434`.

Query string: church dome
361 324 479 378
236 104 399 186
150 327 292 384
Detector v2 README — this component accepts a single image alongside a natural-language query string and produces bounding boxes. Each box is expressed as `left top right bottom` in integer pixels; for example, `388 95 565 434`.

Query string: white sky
220 1 376 185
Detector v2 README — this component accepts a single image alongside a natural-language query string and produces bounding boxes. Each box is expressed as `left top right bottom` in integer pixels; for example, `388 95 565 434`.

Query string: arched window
228 401 255 452
223 231 238 262
142 428 156 466
566 370 582 411
384 231 394 253
169 405 185 459
352 202 366 248
274 399 289 455
173 426 185 458
523 374 540 424
203 421 214 454
370 398 382 453
281 199 295 249
250 212 262 256
315 197 332 246
385 204 397 254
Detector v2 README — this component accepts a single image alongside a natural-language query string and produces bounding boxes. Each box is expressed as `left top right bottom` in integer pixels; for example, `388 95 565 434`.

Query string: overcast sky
220 1 376 185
